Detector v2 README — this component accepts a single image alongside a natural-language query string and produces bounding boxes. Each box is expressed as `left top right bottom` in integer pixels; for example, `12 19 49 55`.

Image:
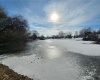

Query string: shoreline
0 63 33 80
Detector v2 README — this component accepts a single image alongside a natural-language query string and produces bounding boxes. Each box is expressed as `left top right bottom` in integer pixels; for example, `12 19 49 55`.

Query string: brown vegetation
0 63 33 80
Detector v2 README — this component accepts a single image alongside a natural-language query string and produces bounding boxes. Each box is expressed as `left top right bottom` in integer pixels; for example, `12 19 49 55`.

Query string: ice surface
50 38 100 56
0 38 100 80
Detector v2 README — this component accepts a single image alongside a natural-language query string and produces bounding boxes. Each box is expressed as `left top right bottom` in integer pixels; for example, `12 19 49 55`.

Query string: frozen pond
0 39 100 80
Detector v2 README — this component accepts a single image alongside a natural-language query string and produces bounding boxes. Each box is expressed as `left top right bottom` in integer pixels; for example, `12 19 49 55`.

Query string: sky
0 0 100 36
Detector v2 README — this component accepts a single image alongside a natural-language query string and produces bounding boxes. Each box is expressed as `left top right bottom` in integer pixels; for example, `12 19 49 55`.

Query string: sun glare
50 13 59 22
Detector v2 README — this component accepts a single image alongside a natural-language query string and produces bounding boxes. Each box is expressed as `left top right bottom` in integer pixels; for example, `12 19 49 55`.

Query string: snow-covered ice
51 38 100 56
0 38 100 80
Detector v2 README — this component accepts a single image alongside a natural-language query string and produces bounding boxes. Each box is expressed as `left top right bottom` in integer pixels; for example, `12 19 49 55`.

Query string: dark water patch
66 51 100 80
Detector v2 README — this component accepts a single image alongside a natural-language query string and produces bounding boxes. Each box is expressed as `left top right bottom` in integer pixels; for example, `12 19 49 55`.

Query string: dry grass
0 63 33 80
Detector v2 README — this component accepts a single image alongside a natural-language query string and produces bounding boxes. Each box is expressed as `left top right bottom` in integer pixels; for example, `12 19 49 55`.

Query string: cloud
12 0 100 36
39 0 100 35
44 0 100 25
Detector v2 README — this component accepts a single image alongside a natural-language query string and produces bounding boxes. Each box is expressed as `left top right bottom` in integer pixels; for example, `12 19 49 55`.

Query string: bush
95 39 100 44
82 37 92 41
39 35 45 40
0 6 29 53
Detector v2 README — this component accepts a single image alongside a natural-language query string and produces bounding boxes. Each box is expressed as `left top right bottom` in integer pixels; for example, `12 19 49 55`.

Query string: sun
50 12 59 22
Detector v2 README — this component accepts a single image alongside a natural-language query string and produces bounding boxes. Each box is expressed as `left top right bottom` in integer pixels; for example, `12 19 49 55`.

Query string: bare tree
0 5 29 53
58 31 64 38
75 31 78 36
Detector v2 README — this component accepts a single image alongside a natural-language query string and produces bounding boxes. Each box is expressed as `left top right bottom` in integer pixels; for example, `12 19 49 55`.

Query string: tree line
79 28 100 44
0 5 39 53
46 28 100 44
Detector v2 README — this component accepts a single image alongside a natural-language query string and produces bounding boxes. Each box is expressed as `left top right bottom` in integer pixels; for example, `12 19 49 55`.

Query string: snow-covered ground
0 38 100 80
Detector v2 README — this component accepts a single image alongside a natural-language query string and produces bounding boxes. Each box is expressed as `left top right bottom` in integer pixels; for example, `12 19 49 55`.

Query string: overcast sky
0 0 100 36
